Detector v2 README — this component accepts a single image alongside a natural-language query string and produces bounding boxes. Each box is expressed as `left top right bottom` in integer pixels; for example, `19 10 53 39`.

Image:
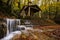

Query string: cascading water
6 19 10 36
6 19 20 35
1 19 43 40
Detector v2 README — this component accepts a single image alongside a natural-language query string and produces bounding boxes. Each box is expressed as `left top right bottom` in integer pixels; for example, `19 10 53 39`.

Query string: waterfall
6 19 20 35
6 19 10 36
1 31 21 40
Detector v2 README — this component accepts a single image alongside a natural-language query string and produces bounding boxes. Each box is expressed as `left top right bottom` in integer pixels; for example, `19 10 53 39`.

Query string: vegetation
40 2 60 24
0 0 60 23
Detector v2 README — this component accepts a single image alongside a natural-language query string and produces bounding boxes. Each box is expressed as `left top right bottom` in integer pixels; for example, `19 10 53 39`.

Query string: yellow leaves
14 0 19 2
14 2 18 7
40 4 49 11
40 1 60 11
34 0 38 4
12 0 19 10
2 0 8 3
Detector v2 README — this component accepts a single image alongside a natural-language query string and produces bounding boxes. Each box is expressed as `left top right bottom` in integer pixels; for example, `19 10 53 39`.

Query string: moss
0 23 7 39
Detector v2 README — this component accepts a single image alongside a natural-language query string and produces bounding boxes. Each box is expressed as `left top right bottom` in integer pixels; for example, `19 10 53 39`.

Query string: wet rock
0 23 7 39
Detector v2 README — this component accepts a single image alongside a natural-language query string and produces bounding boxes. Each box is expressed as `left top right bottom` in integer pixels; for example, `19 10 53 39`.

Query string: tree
41 2 60 22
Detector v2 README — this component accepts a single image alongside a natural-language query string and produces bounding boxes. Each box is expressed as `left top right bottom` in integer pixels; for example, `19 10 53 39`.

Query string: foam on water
1 31 21 40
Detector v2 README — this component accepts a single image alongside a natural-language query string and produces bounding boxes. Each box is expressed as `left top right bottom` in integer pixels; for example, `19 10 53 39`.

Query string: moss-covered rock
0 22 7 39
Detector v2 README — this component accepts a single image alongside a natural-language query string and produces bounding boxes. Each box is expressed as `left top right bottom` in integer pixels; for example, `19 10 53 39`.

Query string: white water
6 19 20 36
1 31 21 40
1 19 21 40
